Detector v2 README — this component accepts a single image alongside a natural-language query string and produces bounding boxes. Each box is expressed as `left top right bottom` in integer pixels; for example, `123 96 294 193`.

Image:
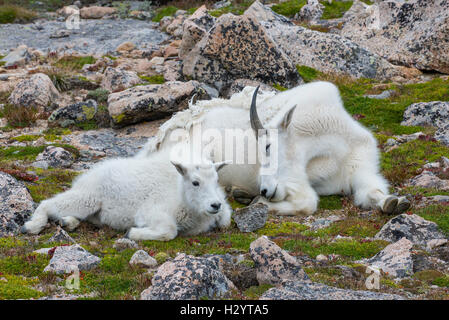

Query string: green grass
271 0 306 18
11 134 42 142
139 75 165 85
26 168 79 203
319 195 343 210
152 6 178 22
282 238 389 260
257 221 308 236
53 56 96 71
0 5 36 24
0 145 46 161
381 140 449 185
0 274 44 300
209 0 254 17
86 88 110 104
320 0 353 20
296 65 321 83
0 254 50 277
415 205 449 235
243 284 273 299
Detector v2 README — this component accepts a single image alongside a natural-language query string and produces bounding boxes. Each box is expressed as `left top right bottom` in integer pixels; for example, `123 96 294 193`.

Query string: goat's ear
171 161 187 176
214 160 231 172
280 105 296 130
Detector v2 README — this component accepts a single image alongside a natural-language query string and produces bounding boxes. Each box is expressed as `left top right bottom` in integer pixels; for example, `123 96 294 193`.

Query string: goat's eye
192 181 200 186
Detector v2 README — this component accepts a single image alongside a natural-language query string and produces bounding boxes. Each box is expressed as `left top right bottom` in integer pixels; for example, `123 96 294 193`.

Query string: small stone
140 253 235 300
149 56 164 65
407 171 449 191
101 67 140 92
9 73 59 108
113 238 138 251
34 146 74 169
43 245 101 274
129 250 157 268
249 236 309 285
116 41 135 53
358 238 413 279
375 214 447 248
233 203 268 232
46 227 75 244
316 254 328 262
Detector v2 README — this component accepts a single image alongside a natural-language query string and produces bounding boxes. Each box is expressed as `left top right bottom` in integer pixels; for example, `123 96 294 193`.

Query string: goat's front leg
216 202 232 229
255 192 318 216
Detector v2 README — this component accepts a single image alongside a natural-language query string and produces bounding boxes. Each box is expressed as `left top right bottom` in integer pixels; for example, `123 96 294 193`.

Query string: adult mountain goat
21 145 232 240
139 81 410 216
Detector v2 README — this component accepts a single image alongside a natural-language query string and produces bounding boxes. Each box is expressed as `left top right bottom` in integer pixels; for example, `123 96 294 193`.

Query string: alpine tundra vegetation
0 0 448 300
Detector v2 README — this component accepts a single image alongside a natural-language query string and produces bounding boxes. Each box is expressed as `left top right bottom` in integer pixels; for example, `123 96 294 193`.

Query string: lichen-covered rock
48 99 98 128
249 236 309 285
358 238 413 278
8 73 59 108
234 203 268 232
0 172 34 237
244 1 411 80
179 5 216 59
339 0 449 74
140 253 235 300
129 250 157 268
295 0 324 23
34 146 74 169
0 45 32 68
113 238 138 251
182 12 301 90
43 245 101 274
401 101 449 146
46 227 75 244
407 171 449 191
375 214 447 248
225 79 277 99
79 6 116 19
107 80 210 128
101 67 141 92
261 280 404 300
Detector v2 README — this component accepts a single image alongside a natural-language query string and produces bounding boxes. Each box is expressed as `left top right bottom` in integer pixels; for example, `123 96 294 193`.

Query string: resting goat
21 145 231 241
138 81 410 216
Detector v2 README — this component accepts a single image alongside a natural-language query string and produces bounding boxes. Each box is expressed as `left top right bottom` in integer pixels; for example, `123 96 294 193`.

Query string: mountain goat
21 145 232 241
139 81 410 216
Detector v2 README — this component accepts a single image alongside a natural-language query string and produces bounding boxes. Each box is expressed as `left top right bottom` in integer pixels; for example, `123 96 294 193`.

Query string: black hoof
19 225 28 234
124 229 130 239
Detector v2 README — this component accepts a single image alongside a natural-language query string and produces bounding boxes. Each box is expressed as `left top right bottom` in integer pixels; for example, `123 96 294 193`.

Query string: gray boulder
101 67 141 92
34 146 75 169
0 45 32 68
46 227 76 244
339 0 449 74
0 172 34 237
182 11 302 91
113 238 138 251
249 236 309 285
244 1 409 80
48 99 98 128
129 250 157 268
107 80 210 128
140 253 235 300
261 280 404 300
8 73 60 108
401 101 449 146
233 203 268 232
43 245 101 274
375 214 447 248
358 237 414 278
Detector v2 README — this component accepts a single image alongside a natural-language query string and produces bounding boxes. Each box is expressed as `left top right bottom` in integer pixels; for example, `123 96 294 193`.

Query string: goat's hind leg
21 191 100 234
351 170 410 214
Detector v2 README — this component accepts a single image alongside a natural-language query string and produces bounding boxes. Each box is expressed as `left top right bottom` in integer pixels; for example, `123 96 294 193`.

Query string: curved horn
250 86 265 134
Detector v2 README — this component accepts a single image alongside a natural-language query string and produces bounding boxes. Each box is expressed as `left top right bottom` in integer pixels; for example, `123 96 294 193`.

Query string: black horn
250 86 265 137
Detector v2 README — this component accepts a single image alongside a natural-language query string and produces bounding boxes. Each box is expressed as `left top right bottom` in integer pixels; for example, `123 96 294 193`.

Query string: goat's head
250 86 296 202
171 159 229 215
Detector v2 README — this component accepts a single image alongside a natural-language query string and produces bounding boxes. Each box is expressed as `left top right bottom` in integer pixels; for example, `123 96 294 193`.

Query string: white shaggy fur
139 82 409 216
22 147 231 240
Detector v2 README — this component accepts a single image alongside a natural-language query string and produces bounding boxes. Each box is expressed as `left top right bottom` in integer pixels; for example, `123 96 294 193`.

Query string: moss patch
139 75 165 85
271 0 306 18
53 56 96 71
26 168 79 203
320 0 353 20
414 205 449 235
152 6 178 22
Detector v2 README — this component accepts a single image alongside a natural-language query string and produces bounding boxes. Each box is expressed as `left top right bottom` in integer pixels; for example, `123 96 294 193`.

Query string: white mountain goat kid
138 82 410 216
21 145 231 241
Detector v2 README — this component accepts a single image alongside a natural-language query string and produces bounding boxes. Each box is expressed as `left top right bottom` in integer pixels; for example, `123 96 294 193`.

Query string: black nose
261 189 267 197
211 203 221 210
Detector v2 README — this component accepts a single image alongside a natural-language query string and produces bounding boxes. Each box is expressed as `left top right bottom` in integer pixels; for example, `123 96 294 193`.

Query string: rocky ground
0 0 448 300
